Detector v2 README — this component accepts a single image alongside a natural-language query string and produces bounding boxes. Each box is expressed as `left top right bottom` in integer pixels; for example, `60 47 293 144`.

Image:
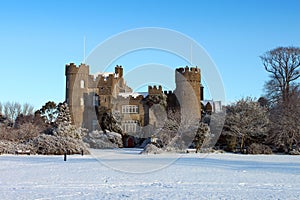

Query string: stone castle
65 63 217 134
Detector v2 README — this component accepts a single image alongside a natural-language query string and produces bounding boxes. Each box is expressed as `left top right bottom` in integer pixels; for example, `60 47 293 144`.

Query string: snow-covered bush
96 106 123 134
193 122 211 152
28 134 88 155
156 109 180 148
0 134 89 155
140 144 163 154
53 124 87 139
163 135 186 153
0 123 40 142
0 102 90 155
52 102 88 139
83 130 123 149
0 140 34 154
15 123 40 142
221 97 270 152
52 103 87 140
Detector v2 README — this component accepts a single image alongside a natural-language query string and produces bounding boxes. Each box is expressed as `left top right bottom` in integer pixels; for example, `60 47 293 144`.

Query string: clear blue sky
0 0 299 110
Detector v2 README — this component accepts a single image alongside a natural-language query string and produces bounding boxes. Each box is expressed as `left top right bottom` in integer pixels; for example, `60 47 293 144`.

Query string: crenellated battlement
65 63 90 75
99 74 115 84
84 66 124 89
176 66 200 74
175 66 200 83
163 90 174 95
148 85 163 95
115 94 144 106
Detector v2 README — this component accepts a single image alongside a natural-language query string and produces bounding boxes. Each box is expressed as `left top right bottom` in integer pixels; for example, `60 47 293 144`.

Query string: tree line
0 101 87 155
0 102 34 125
217 47 300 154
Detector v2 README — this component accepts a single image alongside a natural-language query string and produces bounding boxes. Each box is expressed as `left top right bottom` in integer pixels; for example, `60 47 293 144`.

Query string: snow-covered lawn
1 149 300 200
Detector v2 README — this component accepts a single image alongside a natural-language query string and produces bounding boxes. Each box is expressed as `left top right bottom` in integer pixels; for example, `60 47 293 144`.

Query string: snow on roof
118 92 143 98
93 72 119 79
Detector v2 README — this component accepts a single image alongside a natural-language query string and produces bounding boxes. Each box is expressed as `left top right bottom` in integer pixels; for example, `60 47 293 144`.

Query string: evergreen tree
53 102 87 139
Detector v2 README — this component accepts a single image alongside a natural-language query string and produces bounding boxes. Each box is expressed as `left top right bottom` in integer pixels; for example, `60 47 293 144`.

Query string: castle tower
175 66 202 121
148 85 163 95
65 63 89 127
113 65 126 95
115 65 123 77
147 85 167 130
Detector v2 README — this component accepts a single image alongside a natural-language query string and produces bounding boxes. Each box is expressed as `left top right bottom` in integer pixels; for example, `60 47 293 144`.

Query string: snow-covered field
1 149 300 200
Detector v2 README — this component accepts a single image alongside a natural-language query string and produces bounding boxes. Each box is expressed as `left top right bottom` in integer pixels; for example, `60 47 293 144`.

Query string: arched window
80 80 85 88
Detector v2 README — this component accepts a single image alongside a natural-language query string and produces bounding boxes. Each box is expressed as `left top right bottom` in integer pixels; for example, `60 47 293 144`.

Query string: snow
1 149 300 199
118 92 143 98
93 72 117 79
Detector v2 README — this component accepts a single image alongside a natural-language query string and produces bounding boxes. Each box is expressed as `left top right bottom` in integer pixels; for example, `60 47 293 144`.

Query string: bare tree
157 108 209 151
268 89 300 153
14 123 40 142
261 47 300 153
157 109 180 147
260 47 300 103
3 102 22 124
22 103 34 116
222 97 269 152
263 79 281 106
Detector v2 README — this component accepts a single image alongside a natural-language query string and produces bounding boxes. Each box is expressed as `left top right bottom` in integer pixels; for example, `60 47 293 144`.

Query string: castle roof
93 72 119 79
118 92 145 98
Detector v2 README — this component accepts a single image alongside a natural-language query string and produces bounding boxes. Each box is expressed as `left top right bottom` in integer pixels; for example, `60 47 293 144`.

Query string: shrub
247 143 272 154
140 144 163 154
28 134 89 155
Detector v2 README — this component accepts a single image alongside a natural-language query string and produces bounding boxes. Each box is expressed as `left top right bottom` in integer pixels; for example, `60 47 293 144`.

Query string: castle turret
175 66 202 120
115 65 123 77
65 63 89 127
148 85 163 95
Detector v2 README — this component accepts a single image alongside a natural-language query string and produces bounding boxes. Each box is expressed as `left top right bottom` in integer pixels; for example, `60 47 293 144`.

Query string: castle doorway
127 137 134 148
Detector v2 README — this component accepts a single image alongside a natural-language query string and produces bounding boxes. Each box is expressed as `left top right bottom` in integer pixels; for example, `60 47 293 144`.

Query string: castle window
122 105 139 114
122 120 139 133
80 80 85 88
80 98 84 106
66 80 69 89
93 95 99 106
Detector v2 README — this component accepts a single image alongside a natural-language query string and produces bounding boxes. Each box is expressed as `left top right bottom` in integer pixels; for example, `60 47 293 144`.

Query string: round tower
175 66 201 120
65 63 89 127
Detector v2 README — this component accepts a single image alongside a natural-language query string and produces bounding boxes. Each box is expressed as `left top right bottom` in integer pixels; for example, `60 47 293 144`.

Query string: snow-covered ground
1 149 300 200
